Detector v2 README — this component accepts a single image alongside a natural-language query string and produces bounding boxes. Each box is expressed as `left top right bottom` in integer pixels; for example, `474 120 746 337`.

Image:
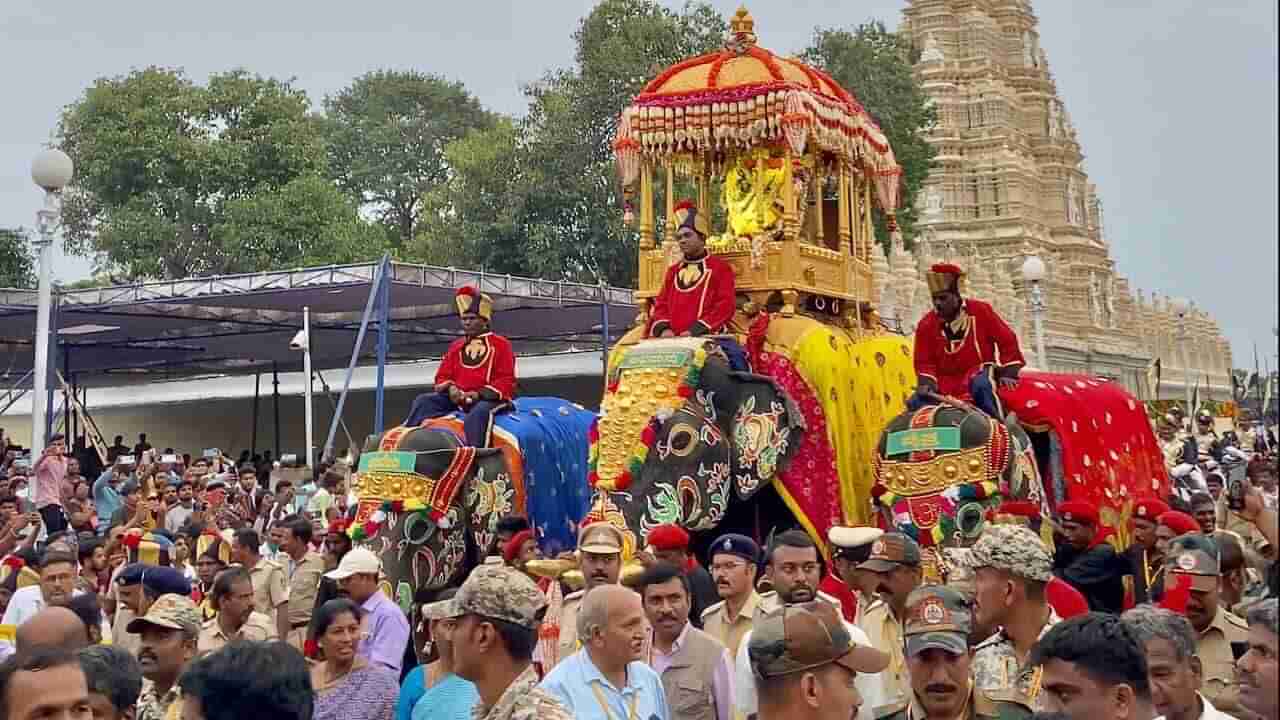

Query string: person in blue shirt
398 588 478 720
92 459 133 534
540 584 670 720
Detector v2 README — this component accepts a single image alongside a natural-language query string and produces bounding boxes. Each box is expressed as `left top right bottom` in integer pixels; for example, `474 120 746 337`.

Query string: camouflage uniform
423 565 573 720
877 585 1032 720
967 525 1059 710
129 593 203 720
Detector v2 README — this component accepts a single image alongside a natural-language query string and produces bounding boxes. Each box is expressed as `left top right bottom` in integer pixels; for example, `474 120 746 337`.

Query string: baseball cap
748 600 889 679
578 523 623 555
1164 534 1220 592
857 532 921 573
966 524 1053 583
126 593 201 635
422 564 547 630
903 585 972 657
324 547 381 580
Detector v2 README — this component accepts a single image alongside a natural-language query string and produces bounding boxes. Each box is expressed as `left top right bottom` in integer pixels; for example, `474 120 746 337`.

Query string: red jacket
913 299 1025 398
649 253 736 337
436 332 516 402
819 573 858 623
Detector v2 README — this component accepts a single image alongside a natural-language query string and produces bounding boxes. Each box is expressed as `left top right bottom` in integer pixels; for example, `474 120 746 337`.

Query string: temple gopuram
882 0 1233 402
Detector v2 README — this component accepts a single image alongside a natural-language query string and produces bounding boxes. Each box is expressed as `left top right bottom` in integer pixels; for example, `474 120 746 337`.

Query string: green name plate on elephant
886 427 962 456
359 451 417 474
618 347 694 370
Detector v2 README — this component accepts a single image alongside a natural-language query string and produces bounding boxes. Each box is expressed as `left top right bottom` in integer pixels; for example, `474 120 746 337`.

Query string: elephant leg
462 400 508 448
405 391 456 427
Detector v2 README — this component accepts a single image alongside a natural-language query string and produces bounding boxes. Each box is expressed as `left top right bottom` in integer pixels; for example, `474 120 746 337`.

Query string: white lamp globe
1020 255 1046 283
31 149 74 192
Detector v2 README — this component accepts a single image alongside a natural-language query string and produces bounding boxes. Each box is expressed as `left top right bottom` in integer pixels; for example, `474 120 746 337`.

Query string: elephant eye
668 423 698 457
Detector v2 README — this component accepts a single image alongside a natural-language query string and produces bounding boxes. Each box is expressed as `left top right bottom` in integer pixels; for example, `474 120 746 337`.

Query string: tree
324 71 496 247
56 67 375 279
0 228 34 288
410 0 727 286
802 22 937 250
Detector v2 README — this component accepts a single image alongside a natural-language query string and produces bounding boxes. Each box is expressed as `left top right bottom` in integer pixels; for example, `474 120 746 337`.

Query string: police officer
877 585 1032 720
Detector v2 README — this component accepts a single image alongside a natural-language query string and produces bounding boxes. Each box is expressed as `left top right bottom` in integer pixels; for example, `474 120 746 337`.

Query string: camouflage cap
940 548 976 598
748 600 889 679
903 585 972 658
966 524 1053 583
126 593 201 635
857 532 921 573
1165 533 1220 592
422 564 547 630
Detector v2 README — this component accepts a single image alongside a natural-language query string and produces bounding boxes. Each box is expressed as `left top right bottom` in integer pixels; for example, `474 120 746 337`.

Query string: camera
289 329 308 351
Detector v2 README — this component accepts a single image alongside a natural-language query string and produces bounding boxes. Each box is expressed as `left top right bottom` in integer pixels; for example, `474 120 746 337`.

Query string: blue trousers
404 392 507 447
907 371 1003 419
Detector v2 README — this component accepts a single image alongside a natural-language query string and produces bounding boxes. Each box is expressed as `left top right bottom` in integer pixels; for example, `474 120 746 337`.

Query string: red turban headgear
502 529 535 564
1057 500 1099 527
646 523 691 552
1157 511 1200 536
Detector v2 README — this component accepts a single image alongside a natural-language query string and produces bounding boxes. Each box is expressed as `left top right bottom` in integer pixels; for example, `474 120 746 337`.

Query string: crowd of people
0 420 1274 720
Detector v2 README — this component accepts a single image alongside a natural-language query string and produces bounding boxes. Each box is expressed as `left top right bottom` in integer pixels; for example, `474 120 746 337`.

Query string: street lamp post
1020 255 1047 370
29 149 74 456
1170 297 1191 415
290 307 314 470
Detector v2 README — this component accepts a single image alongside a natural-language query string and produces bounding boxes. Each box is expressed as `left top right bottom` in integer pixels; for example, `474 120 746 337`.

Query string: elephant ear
726 371 805 501
464 449 515 561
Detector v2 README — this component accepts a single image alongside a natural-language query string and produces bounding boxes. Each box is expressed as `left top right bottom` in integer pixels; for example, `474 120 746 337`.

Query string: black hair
49 433 65 443
489 616 539 661
1029 612 1151 701
65 593 104 641
0 495 14 507
238 464 257 476
77 537 103 564
284 516 313 544
311 598 363 641
79 645 142 714
1189 492 1215 509
635 563 691 600
1218 533 1245 574
178 641 313 720
38 550 76 572
210 567 252 609
496 515 532 536
766 529 816 566
233 528 261 552
834 543 875 564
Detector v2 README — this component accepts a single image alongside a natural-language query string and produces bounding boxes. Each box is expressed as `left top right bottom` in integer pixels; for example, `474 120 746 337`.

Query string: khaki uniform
246 557 288 620
876 689 1033 720
552 588 585 670
197 611 278 654
1197 606 1249 716
859 599 908 709
284 550 325 648
699 590 760 659
972 609 1061 710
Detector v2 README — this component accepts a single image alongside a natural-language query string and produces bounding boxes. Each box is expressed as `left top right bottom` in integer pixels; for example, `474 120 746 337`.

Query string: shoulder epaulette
700 600 726 619
873 700 908 720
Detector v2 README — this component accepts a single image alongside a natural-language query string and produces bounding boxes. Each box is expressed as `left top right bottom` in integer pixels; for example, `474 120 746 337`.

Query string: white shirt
0 585 95 661
1155 693 1234 720
733 619 884 720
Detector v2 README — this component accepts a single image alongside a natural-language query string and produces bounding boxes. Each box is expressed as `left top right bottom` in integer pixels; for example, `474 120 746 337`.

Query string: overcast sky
2 0 1275 363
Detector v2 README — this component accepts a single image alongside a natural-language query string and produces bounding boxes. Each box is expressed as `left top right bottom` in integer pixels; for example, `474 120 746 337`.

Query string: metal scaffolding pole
374 257 391 434
324 254 389 461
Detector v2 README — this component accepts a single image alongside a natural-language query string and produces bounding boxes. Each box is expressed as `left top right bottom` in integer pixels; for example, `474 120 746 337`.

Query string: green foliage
802 22 937 251
324 71 496 247
0 228 35 288
410 0 727 286
57 67 378 279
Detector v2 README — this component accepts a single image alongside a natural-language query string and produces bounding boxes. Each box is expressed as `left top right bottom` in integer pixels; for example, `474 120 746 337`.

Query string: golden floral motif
877 446 989 497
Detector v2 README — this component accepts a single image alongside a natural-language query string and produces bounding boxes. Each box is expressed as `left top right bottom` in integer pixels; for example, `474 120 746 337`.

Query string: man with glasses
701 533 761 658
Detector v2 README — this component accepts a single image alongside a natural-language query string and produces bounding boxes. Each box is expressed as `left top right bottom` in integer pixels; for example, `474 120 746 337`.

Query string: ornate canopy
613 6 901 208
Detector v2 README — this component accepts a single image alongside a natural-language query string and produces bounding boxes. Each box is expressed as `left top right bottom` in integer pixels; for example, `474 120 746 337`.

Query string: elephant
354 396 596 610
870 370 1169 581
589 312 917 557
589 338 804 554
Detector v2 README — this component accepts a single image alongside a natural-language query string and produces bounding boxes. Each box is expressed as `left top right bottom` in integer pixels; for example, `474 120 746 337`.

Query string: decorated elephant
871 370 1168 579
591 314 916 557
353 397 596 605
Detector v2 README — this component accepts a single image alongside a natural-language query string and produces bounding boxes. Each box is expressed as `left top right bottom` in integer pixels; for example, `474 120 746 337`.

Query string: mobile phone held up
1225 460 1248 512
